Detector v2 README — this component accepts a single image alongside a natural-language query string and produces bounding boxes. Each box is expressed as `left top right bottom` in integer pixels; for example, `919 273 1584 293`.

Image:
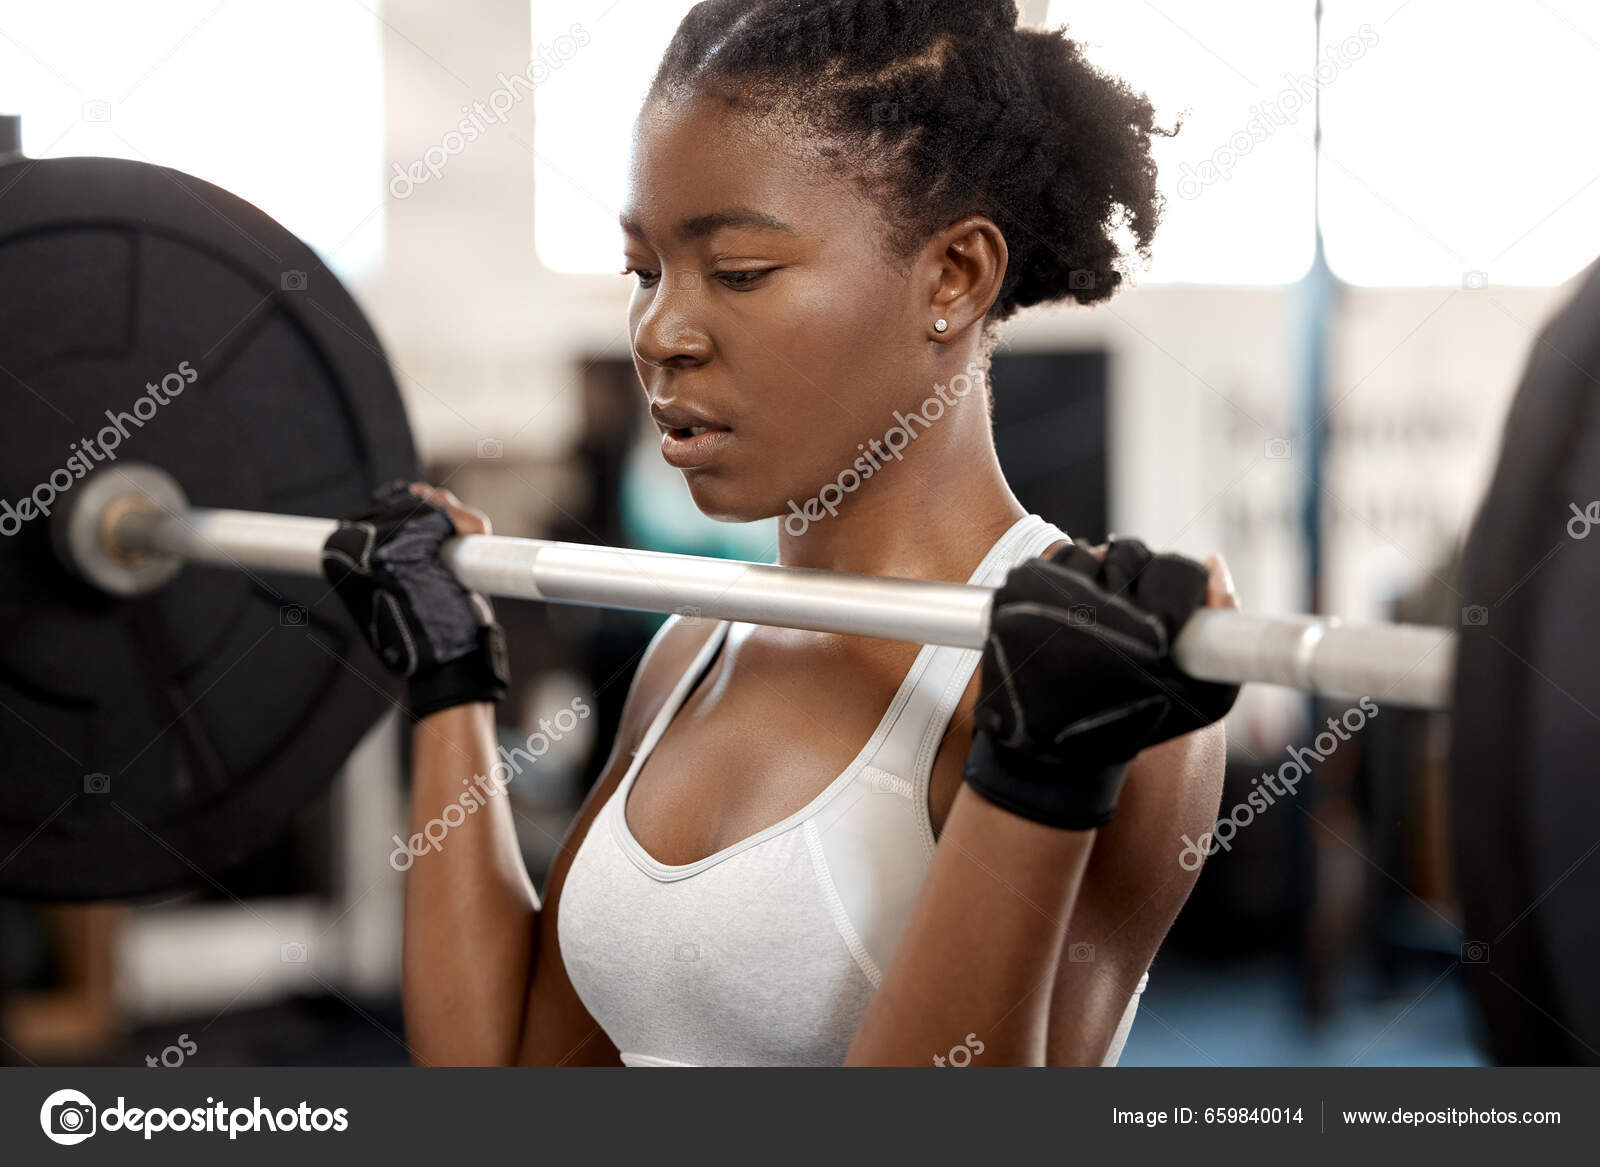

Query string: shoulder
1116 723 1228 872
1042 721 1226 1062
1080 723 1227 948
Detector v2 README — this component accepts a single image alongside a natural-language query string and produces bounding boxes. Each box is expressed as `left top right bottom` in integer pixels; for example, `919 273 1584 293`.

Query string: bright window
0 0 385 279
531 1 698 274
1045 0 1317 285
1319 0 1600 287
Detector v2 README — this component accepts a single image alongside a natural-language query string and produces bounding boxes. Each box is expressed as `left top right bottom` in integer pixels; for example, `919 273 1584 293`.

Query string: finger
1124 552 1209 642
451 509 490 537
1203 554 1239 610
1100 538 1153 597
408 483 490 536
1046 543 1106 578
403 483 452 521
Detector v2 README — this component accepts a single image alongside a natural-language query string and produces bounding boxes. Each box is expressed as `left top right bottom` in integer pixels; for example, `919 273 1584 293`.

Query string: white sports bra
556 514 1148 1066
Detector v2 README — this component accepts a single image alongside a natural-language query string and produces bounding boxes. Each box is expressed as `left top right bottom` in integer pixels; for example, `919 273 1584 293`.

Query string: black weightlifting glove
320 481 509 720
963 539 1239 830
1093 539 1241 743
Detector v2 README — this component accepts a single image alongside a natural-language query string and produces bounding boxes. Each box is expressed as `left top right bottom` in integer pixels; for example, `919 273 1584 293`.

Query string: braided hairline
646 0 1172 324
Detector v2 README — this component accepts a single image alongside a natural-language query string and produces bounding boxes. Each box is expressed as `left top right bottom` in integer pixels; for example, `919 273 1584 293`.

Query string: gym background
0 0 1592 1067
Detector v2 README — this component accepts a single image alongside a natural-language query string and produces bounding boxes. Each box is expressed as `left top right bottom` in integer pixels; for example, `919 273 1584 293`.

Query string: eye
715 268 776 290
621 266 660 288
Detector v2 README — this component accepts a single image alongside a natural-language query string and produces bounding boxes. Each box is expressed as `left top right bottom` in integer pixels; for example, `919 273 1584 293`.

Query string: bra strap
865 515 1069 788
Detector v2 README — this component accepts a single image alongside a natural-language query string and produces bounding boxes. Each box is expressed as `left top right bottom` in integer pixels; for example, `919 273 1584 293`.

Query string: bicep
1044 722 1227 1065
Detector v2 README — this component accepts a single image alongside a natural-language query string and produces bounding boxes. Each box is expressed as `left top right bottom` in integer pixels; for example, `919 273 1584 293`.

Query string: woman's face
621 95 938 523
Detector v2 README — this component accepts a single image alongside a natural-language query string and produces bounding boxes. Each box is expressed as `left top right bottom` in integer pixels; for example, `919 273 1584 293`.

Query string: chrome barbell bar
70 464 1457 711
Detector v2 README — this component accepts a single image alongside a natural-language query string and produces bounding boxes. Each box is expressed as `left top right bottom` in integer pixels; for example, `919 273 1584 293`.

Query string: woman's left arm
843 725 1226 1066
1041 723 1226 1065
844 544 1236 1066
843 776 1101 1065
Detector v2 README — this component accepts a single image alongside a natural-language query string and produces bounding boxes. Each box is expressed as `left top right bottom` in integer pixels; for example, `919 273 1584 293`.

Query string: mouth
651 400 733 470
659 424 733 469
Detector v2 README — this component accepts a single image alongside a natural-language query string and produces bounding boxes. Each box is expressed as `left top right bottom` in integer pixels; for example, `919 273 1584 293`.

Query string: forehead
622 96 869 242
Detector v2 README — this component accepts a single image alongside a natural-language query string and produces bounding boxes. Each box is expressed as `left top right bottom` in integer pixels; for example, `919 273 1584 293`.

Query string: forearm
844 783 1096 1066
402 703 539 1065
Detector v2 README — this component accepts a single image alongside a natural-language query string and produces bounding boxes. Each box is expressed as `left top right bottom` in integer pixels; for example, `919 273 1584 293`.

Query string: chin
680 471 781 525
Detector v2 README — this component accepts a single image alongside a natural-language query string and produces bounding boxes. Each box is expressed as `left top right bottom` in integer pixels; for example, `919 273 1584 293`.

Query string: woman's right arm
514 614 712 1064
400 611 708 1066
401 700 540 1065
322 482 707 1064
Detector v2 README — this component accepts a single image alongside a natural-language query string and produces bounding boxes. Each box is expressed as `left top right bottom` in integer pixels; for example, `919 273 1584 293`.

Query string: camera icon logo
870 101 900 123
83 772 111 794
280 604 307 627
1069 941 1096 963
280 269 308 292
1068 269 1096 291
1461 270 1489 291
477 437 504 459
674 942 699 962
1068 605 1096 627
1461 941 1490 964
1461 605 1489 627
674 270 701 290
281 941 308 963
81 100 112 123
40 1088 97 1145
1265 437 1292 460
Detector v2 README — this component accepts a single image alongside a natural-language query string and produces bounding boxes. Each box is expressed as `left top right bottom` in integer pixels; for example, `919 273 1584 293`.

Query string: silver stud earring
933 318 948 333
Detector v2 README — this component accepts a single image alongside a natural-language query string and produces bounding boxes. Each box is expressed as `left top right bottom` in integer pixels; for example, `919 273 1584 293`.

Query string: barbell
59 464 1458 710
0 153 1595 1063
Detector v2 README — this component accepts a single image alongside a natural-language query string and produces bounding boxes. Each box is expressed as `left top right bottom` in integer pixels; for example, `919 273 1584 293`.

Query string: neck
775 393 1027 582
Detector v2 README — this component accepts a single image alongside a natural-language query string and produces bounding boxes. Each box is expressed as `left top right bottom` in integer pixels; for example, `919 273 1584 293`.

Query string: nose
632 278 711 370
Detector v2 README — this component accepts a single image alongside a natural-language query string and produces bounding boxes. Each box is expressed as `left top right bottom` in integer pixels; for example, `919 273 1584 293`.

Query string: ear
921 216 1007 341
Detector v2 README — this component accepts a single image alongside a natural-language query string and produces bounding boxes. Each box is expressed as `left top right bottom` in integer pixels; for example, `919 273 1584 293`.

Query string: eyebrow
619 207 796 243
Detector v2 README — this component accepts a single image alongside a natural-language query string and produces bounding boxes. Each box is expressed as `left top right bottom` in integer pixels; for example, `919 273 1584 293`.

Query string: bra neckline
611 513 1064 881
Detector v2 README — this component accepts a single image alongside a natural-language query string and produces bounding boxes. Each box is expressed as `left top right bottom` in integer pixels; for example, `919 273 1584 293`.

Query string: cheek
746 275 912 443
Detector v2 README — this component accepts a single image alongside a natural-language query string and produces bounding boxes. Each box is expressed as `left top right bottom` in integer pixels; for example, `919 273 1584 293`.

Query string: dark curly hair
646 0 1179 327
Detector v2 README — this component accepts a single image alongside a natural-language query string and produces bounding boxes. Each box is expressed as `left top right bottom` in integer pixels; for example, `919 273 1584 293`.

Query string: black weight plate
1452 254 1600 1065
0 156 416 899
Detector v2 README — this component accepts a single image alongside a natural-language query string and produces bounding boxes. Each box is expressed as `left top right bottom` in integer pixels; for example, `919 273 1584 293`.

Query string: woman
323 0 1236 1066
